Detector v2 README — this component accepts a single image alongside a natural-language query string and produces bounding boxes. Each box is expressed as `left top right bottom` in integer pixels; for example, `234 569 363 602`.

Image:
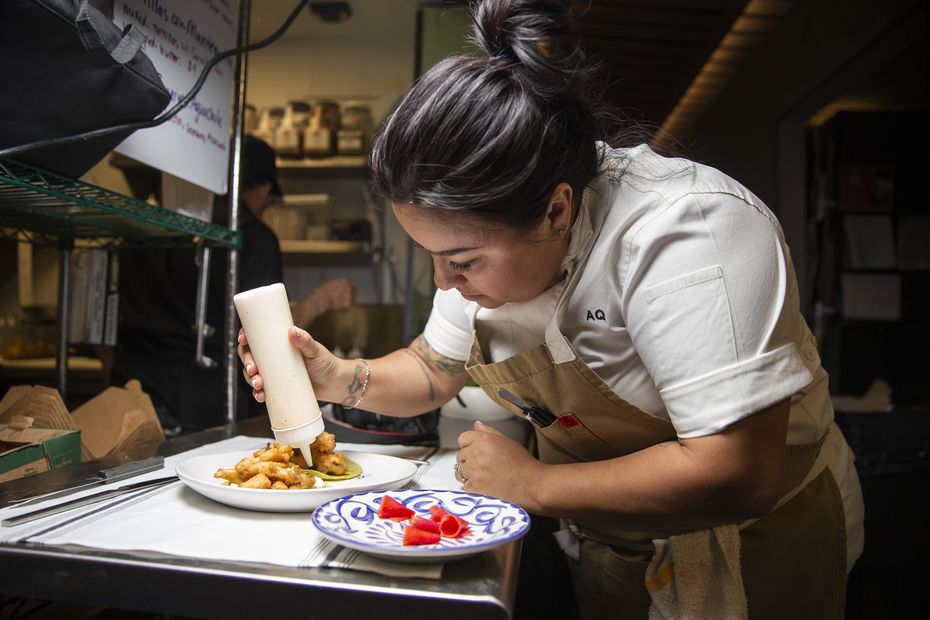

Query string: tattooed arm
336 334 469 416
240 327 470 416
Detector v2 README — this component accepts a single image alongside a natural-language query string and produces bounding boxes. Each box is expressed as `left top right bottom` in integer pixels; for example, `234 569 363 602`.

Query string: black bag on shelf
0 0 171 178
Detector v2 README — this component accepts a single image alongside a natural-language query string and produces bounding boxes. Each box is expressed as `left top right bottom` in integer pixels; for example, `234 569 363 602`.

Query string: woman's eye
449 260 474 273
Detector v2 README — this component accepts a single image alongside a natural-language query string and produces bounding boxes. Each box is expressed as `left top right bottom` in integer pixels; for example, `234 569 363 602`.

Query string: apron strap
545 332 576 364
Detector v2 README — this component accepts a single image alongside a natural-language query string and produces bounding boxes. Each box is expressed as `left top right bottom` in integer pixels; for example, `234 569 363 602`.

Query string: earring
558 228 566 238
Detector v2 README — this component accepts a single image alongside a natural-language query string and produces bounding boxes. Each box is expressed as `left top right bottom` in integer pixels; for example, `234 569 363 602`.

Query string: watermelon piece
429 505 451 522
403 524 441 546
439 514 471 538
411 515 440 534
377 495 415 521
427 504 470 537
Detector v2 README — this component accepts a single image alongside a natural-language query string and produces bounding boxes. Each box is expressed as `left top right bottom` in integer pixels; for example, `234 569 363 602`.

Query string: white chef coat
423 143 863 569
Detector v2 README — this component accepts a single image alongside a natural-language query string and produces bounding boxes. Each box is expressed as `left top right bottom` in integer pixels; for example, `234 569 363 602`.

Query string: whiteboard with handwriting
112 0 238 194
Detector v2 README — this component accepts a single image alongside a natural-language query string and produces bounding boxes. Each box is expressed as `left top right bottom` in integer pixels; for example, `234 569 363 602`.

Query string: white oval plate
175 450 418 512
311 488 530 563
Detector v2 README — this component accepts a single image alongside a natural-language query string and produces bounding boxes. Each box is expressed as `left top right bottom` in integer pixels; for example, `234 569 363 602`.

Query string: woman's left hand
456 421 544 510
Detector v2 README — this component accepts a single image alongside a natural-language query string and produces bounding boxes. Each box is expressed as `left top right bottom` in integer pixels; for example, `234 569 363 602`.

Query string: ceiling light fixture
309 1 352 23
656 0 796 147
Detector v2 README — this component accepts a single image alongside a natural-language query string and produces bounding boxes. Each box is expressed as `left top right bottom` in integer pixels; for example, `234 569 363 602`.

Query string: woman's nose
433 260 464 290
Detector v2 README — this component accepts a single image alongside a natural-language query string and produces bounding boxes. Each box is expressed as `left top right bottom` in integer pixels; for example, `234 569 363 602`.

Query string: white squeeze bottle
233 283 323 466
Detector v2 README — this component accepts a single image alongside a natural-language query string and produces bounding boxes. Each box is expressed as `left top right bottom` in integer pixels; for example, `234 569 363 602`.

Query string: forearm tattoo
405 335 467 403
341 360 367 408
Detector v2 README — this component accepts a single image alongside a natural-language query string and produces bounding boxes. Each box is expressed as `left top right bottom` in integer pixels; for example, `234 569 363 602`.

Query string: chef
238 0 863 618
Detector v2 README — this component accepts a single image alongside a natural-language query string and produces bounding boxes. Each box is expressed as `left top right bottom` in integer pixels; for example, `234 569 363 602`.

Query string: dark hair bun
369 0 603 233
472 0 587 92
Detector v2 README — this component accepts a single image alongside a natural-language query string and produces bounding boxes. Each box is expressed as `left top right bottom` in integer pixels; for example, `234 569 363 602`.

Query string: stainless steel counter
0 416 521 619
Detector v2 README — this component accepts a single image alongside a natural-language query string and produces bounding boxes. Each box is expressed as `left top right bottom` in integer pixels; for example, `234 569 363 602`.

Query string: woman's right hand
238 326 341 403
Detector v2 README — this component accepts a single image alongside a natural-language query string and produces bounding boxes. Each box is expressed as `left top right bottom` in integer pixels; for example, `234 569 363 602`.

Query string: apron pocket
536 413 620 462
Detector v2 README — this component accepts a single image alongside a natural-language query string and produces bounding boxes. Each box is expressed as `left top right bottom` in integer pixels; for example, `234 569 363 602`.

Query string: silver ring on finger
453 461 467 484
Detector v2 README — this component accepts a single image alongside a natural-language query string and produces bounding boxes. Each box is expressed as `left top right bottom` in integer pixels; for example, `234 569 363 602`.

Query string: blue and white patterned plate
311 488 531 562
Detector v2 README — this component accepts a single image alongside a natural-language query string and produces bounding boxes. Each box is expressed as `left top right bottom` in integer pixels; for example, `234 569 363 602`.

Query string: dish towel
645 525 748 620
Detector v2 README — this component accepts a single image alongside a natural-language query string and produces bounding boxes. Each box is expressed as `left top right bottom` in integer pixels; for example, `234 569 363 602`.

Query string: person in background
113 135 355 434
239 1 863 619
232 136 356 329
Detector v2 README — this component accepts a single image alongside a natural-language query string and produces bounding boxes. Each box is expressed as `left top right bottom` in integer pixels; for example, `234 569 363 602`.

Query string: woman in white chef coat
239 0 863 617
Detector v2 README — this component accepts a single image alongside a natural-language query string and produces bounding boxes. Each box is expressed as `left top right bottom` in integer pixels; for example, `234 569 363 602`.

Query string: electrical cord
0 0 311 160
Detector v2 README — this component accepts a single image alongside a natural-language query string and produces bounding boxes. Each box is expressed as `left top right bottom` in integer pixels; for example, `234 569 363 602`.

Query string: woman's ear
545 182 574 235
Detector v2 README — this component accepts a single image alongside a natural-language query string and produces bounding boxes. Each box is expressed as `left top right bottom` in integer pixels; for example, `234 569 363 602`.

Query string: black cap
241 135 282 197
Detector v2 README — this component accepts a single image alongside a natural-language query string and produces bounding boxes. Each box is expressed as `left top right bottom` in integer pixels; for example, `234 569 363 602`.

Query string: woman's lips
459 292 483 302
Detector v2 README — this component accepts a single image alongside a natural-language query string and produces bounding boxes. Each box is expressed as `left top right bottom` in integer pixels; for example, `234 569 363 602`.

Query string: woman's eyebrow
412 241 480 257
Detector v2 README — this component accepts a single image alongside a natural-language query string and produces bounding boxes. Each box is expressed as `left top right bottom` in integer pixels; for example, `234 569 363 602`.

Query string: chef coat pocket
536 413 620 462
642 265 724 303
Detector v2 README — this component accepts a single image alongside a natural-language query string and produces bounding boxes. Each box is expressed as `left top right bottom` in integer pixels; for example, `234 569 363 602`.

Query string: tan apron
463 234 847 619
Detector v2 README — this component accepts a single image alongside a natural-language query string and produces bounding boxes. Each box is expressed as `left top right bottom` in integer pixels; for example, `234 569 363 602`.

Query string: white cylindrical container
233 283 324 465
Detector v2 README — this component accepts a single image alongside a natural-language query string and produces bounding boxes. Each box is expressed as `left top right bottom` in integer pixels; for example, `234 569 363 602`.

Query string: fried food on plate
253 442 294 462
214 468 242 484
287 432 346 475
240 473 272 489
212 434 360 490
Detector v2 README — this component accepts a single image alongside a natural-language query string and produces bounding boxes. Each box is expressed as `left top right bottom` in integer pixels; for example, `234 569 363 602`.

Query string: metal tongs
497 388 557 427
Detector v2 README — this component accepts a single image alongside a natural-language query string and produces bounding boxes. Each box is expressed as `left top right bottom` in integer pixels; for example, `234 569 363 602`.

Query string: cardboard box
0 421 82 483
70 380 164 460
0 383 90 461
0 380 164 463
